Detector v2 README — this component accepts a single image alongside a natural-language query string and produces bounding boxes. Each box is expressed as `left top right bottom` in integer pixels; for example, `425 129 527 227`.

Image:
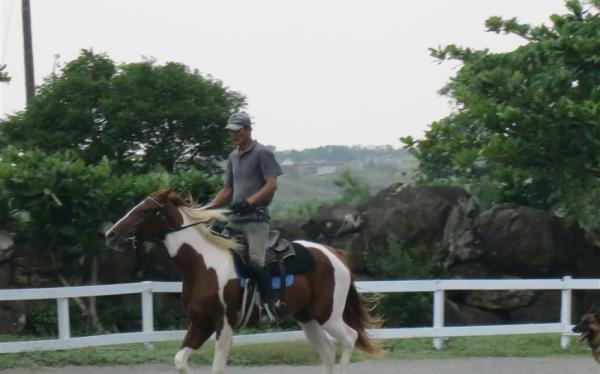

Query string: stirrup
260 303 277 324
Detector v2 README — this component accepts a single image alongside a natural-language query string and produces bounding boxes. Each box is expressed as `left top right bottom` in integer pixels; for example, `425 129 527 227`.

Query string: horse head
105 188 183 251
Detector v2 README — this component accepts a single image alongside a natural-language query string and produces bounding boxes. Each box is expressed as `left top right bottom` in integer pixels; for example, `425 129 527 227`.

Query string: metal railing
1 276 598 353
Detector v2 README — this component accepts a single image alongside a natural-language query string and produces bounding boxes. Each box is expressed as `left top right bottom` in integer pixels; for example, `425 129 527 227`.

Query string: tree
0 50 246 174
0 146 221 331
333 170 371 207
402 1 600 224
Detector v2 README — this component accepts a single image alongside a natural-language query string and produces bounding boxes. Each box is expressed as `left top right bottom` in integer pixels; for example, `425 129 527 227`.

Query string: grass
0 334 591 369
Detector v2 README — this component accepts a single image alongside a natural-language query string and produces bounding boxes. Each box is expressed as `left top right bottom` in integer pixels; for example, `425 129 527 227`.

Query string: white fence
1 276 599 354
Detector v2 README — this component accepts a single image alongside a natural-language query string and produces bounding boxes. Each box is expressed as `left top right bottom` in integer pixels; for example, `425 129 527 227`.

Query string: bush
365 233 439 327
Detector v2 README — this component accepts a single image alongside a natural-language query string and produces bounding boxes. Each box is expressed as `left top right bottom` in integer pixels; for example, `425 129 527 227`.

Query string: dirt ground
2 357 599 374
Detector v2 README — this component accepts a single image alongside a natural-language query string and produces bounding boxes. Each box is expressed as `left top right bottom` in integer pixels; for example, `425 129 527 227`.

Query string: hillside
269 145 417 218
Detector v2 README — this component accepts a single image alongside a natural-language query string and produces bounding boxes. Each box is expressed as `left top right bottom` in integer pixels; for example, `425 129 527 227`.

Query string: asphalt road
2 358 599 374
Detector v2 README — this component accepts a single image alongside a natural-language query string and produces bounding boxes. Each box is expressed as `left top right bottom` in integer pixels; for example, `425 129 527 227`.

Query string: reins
134 196 212 245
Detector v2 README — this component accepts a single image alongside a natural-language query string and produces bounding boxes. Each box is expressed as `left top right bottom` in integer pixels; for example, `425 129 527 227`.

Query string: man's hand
231 201 254 215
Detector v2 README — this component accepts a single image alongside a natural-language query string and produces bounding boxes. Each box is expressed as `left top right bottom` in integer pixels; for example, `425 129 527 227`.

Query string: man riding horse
207 111 283 323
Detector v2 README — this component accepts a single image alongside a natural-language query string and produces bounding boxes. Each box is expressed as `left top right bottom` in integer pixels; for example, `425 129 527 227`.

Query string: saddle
224 228 314 326
230 230 315 281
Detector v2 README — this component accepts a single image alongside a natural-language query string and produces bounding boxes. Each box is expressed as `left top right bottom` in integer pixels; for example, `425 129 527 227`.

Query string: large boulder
442 197 484 267
477 204 582 276
273 216 317 241
445 300 507 326
313 203 362 238
509 291 561 323
362 184 473 256
463 289 535 310
0 300 26 334
0 230 14 262
10 244 56 287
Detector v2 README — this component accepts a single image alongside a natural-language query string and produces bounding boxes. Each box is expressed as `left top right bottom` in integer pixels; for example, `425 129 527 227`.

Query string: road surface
2 357 599 373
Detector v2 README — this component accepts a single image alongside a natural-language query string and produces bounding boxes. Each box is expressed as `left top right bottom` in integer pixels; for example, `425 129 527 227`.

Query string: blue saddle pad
237 274 294 290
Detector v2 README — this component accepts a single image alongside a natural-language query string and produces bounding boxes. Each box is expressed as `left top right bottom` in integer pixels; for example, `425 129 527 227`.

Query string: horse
105 188 382 374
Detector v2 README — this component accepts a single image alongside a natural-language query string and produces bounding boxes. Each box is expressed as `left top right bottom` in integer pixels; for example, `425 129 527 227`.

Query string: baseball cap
224 112 251 131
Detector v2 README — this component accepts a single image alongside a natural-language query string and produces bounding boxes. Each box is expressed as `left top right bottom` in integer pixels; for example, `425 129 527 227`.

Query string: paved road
2 358 599 374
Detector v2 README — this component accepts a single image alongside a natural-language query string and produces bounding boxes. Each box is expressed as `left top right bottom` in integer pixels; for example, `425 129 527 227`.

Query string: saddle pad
238 274 294 290
232 242 315 279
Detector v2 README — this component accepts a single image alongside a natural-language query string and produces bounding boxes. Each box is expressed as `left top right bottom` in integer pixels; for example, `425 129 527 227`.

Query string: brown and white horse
105 189 381 374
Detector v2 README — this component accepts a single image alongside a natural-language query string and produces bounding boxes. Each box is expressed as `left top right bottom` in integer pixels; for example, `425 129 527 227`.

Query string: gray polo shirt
224 141 283 206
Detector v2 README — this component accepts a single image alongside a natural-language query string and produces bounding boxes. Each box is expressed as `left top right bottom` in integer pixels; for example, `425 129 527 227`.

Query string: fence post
560 276 572 349
433 280 445 350
57 298 70 340
141 281 154 349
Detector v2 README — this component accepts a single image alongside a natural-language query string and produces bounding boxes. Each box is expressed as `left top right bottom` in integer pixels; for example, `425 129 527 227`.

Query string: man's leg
244 221 277 322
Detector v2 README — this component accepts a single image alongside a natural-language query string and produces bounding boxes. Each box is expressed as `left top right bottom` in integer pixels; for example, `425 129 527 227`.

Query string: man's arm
246 177 278 206
207 186 233 208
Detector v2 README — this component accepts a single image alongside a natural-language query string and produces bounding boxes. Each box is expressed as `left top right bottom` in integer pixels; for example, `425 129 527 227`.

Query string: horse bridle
128 196 210 247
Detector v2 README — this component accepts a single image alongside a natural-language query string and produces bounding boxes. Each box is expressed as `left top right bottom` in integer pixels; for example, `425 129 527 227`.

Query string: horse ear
155 188 172 200
589 303 597 314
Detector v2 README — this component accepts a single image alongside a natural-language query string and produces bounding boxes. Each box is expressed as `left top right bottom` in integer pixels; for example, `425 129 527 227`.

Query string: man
208 111 283 323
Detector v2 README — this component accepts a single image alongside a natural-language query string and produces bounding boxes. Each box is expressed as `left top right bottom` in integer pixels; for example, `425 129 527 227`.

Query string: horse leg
175 322 214 374
300 320 336 374
322 319 358 374
212 319 234 374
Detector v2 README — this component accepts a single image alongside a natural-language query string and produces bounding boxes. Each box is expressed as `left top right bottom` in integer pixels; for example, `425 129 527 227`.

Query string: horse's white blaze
294 240 350 320
105 200 146 236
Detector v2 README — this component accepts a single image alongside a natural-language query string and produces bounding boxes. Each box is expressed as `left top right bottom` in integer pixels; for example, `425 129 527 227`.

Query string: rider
208 111 283 323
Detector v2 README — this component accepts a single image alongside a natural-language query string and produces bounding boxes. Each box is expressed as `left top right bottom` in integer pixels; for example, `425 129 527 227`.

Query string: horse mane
164 191 241 252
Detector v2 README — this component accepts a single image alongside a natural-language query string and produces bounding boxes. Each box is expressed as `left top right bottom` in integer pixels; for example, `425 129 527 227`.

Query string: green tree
333 170 371 207
403 1 600 224
0 147 220 331
0 50 245 174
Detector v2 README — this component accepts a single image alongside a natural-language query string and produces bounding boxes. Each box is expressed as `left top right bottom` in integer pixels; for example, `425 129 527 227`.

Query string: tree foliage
0 50 239 294
403 1 600 224
0 50 245 174
333 170 371 207
0 147 220 274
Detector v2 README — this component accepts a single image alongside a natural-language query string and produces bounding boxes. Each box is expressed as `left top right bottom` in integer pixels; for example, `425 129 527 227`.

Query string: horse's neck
163 210 234 277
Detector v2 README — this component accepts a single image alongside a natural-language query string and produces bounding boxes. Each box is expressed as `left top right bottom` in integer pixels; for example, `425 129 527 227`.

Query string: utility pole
22 0 35 103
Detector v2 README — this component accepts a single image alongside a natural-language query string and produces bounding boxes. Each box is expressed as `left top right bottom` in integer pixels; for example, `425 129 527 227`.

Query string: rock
0 230 15 262
464 289 535 310
11 244 55 287
478 204 562 276
314 203 362 238
444 262 496 278
509 291 561 323
0 300 26 334
442 197 484 266
445 300 507 326
362 184 472 256
273 216 312 241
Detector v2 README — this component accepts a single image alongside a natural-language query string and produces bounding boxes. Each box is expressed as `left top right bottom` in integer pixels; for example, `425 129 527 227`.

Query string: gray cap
224 111 251 131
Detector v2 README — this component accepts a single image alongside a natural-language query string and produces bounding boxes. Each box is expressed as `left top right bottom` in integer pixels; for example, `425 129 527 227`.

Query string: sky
1 0 569 151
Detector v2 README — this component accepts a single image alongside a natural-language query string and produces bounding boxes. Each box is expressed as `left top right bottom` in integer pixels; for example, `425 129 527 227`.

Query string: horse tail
343 281 384 354
329 246 383 354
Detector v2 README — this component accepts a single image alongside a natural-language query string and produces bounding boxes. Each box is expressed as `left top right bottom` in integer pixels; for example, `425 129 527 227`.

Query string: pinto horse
105 189 381 374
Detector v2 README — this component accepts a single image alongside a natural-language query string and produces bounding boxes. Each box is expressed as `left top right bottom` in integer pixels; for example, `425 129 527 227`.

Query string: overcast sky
1 0 568 151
